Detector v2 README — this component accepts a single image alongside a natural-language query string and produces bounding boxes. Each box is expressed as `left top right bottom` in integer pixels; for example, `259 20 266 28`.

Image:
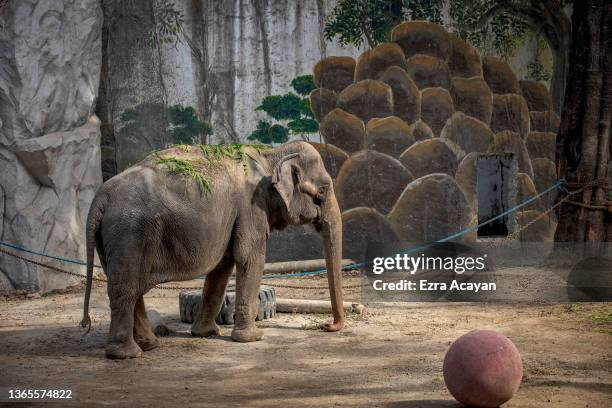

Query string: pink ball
443 330 523 408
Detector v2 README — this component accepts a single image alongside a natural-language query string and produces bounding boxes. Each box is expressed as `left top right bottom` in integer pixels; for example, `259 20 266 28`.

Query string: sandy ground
0 274 611 408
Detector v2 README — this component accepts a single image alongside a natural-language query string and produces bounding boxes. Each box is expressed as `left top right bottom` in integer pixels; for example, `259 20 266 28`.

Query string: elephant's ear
272 153 300 211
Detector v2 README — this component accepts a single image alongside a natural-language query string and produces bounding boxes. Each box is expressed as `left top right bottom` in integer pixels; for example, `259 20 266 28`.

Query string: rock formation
0 0 103 293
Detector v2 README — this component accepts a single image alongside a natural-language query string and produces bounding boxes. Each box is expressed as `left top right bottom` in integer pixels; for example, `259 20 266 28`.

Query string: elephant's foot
231 326 263 342
191 321 220 338
105 339 142 359
135 334 159 351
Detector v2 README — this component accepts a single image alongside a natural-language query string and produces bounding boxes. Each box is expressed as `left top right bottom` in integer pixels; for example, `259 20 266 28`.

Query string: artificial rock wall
0 0 103 293
97 0 365 180
270 20 560 262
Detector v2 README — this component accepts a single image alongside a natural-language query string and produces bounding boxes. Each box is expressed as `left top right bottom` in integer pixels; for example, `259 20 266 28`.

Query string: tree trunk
555 0 611 250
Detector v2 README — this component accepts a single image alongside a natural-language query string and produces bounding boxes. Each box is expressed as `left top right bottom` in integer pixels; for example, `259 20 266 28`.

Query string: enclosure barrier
0 178 609 291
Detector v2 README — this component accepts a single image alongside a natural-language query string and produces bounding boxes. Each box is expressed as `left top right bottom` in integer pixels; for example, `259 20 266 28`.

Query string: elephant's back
98 159 240 281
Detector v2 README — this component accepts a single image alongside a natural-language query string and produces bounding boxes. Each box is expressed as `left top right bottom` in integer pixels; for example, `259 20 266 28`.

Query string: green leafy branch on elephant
154 154 210 193
248 75 318 144
154 144 271 193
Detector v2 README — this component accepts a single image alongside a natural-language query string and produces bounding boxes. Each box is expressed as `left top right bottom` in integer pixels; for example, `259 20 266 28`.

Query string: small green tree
168 105 212 145
248 75 318 144
324 0 442 48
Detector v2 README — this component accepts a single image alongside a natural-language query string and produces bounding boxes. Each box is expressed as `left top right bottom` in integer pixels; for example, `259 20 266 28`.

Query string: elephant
81 141 345 359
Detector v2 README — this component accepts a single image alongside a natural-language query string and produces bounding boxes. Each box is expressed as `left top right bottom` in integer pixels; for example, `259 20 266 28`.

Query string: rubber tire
179 286 276 325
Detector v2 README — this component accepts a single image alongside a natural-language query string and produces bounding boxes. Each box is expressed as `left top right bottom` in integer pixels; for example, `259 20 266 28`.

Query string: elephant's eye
314 185 329 205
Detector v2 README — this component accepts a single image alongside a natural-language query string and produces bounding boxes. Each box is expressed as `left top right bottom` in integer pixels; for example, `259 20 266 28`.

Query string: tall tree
555 0 611 248
455 0 571 113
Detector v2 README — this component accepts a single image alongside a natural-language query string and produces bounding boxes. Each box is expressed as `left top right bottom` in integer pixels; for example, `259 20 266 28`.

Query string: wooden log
146 309 171 336
275 298 365 315
263 259 356 275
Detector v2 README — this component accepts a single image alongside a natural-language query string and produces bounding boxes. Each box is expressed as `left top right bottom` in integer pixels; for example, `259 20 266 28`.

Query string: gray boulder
266 225 322 262
530 110 560 133
531 158 558 207
379 66 421 124
440 112 494 155
342 207 399 261
391 21 451 60
310 88 338 122
336 80 394 123
491 94 530 137
482 56 520 94
319 108 366 154
525 131 556 161
405 54 451 89
399 139 459 178
520 80 553 111
455 152 479 212
450 76 493 125
516 172 544 212
307 142 349 181
420 87 455 137
409 120 435 141
388 173 473 242
448 34 482 78
313 56 356 93
336 150 414 214
354 42 406 81
366 116 415 158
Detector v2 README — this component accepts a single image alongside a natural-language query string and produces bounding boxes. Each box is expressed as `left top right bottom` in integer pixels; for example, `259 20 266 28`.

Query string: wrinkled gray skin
81 141 345 359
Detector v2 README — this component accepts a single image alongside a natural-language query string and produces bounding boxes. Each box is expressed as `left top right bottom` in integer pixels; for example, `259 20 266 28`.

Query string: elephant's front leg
231 250 265 342
191 260 234 337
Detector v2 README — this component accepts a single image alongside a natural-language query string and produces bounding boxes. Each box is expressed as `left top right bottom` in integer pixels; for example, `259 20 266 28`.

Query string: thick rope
0 178 599 291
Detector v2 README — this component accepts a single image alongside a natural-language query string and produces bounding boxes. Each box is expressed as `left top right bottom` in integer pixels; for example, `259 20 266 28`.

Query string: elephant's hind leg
191 260 235 337
133 296 159 351
106 289 142 359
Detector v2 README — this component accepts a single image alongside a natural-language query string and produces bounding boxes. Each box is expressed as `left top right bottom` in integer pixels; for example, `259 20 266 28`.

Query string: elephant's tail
80 192 106 334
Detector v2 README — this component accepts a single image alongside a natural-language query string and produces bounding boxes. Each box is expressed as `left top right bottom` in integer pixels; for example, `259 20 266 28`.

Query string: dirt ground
0 274 611 408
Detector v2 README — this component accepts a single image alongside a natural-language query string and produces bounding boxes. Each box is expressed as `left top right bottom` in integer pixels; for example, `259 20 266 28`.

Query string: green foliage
589 312 612 324
526 34 552 82
287 118 319 134
154 144 270 191
324 0 403 48
256 93 305 121
248 121 290 144
249 75 318 144
324 0 535 63
449 0 529 60
404 0 443 24
168 105 212 145
154 154 209 193
290 75 317 96
148 0 184 48
490 14 528 60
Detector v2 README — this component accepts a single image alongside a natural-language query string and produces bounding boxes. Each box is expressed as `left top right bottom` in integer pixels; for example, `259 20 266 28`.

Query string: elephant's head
262 142 345 332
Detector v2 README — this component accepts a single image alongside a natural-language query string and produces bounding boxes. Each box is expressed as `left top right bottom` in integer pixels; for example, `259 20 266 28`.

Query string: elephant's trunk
319 186 345 332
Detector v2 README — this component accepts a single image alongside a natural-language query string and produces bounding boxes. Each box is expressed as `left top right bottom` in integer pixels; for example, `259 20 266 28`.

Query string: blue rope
0 241 89 266
0 179 564 279
261 178 564 279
